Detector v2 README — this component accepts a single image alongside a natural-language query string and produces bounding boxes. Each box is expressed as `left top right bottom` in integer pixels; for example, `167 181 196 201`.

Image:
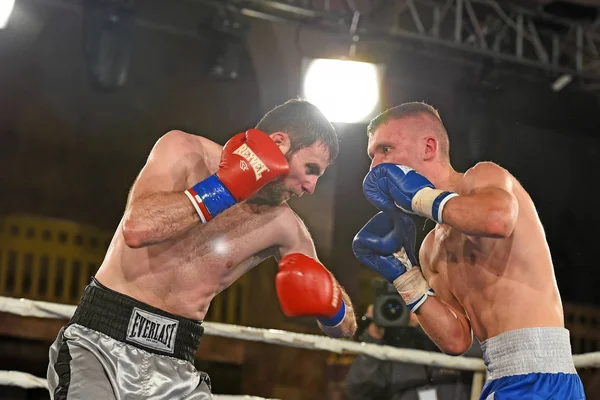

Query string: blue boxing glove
363 163 458 224
352 211 434 312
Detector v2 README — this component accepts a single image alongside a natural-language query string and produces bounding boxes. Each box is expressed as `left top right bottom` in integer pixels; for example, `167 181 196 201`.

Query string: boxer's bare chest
102 205 286 319
171 153 285 275
97 139 295 318
168 203 284 274
420 224 492 303
119 152 289 287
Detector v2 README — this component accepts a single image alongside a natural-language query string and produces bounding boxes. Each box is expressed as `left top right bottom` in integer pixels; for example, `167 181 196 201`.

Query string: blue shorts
479 327 585 400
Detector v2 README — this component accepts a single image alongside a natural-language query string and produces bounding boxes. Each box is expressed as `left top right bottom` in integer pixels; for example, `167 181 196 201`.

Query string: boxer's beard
248 181 288 206
247 151 293 206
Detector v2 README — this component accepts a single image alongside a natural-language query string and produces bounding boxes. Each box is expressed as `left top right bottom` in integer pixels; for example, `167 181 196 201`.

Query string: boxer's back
420 164 564 341
95 132 296 321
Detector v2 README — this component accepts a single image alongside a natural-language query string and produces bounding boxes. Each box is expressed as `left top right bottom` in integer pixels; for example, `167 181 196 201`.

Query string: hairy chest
172 154 288 276
158 205 283 276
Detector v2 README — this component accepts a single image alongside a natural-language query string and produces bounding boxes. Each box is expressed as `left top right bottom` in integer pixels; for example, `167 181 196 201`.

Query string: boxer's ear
270 132 291 155
423 136 437 161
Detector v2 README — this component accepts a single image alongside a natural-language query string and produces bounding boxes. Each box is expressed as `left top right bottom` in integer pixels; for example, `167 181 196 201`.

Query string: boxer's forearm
339 290 358 337
318 289 357 339
122 192 201 248
414 297 472 356
441 187 518 238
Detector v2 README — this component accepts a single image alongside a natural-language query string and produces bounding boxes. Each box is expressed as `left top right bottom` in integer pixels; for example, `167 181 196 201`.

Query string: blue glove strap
191 174 237 217
407 288 435 313
431 191 456 224
317 300 346 327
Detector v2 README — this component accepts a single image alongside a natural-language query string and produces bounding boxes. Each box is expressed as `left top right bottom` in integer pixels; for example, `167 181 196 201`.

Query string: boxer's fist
185 129 289 222
276 253 346 327
352 211 417 283
353 211 433 312
363 164 457 224
217 129 290 202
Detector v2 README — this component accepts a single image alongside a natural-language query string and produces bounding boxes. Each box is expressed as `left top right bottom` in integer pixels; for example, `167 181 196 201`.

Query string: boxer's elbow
484 194 518 238
484 216 513 239
440 335 473 356
122 216 147 248
442 344 471 356
438 320 473 356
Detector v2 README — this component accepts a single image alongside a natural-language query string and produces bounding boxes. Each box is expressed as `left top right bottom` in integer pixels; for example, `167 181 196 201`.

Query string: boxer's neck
241 201 283 214
427 164 463 193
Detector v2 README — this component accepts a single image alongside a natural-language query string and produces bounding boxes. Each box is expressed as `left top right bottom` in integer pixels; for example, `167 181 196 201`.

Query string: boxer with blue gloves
361 163 458 225
353 102 585 400
353 211 434 313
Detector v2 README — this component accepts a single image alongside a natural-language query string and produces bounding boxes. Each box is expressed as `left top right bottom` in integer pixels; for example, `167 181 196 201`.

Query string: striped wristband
184 174 236 223
411 188 458 224
317 300 346 327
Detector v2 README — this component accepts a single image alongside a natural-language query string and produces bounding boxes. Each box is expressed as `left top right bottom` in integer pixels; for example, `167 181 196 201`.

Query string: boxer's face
252 141 330 205
367 118 422 171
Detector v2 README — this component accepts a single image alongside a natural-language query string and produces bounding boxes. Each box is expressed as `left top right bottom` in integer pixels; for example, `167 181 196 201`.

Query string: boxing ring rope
0 296 486 370
0 370 274 400
0 368 272 400
2 296 600 400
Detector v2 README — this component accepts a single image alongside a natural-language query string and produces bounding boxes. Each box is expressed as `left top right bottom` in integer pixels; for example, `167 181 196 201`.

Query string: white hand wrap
411 187 458 224
392 265 434 313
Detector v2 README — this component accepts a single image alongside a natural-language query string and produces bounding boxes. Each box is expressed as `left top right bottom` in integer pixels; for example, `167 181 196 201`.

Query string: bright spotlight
302 58 383 124
0 0 15 29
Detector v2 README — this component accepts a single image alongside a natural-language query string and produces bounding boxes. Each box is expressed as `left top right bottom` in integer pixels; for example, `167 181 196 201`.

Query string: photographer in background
344 280 481 400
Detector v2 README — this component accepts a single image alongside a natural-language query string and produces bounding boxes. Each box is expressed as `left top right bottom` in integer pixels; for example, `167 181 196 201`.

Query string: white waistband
480 327 577 380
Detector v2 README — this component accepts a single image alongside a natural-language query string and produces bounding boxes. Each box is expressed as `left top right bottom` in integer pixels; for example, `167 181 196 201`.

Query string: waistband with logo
68 278 204 362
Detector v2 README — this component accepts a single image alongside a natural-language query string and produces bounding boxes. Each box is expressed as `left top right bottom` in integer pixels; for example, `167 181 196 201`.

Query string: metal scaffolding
217 0 600 85
19 0 600 88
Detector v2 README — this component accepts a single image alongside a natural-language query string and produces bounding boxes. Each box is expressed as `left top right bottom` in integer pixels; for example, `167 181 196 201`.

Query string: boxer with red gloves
184 129 290 223
48 99 356 400
276 253 348 330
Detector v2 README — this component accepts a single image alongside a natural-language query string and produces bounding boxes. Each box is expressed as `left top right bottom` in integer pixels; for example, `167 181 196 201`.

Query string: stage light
552 74 573 92
82 0 135 90
302 58 383 124
0 0 15 29
206 9 250 80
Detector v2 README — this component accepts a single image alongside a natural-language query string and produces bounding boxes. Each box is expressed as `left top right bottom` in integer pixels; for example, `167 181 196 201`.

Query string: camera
370 279 433 349
372 279 409 328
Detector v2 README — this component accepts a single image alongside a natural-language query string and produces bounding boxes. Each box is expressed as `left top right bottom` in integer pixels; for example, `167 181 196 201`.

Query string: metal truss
208 0 600 84
22 0 600 87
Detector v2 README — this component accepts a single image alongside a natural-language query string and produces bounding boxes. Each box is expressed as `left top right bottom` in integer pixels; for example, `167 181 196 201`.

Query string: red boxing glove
217 129 290 202
276 253 346 327
185 129 290 223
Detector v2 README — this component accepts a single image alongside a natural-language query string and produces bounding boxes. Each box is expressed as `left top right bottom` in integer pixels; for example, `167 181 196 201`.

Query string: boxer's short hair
367 102 449 160
256 99 339 163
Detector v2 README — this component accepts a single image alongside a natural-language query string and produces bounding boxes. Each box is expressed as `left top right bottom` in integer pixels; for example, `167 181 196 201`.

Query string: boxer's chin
248 182 288 206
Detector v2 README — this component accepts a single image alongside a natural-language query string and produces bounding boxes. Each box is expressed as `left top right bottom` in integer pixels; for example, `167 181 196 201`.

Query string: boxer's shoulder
461 161 515 192
156 130 222 153
153 130 222 172
464 161 508 178
273 204 305 229
271 205 315 250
